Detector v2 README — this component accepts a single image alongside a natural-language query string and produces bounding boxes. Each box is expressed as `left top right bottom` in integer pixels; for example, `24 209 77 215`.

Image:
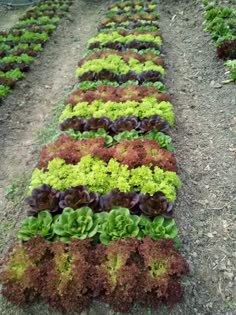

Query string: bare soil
0 0 236 315
0 5 26 31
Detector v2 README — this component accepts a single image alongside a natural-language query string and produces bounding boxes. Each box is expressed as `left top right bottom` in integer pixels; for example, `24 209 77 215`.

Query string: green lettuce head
53 207 97 242
17 211 54 241
96 207 140 245
144 216 178 240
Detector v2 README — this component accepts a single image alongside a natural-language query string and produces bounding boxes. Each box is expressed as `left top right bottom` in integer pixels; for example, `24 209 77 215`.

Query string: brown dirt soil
0 5 26 31
0 0 236 314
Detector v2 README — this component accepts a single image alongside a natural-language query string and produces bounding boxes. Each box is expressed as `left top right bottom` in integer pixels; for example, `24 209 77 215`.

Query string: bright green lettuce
17 207 178 244
76 55 165 77
29 156 181 202
88 31 162 46
95 207 140 245
60 97 174 126
53 207 98 242
17 211 54 241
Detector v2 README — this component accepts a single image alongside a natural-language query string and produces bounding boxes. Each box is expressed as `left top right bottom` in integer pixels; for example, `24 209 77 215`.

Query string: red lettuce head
85 117 112 131
139 115 169 133
92 238 140 312
25 184 62 216
111 116 140 134
60 117 86 131
40 239 92 313
0 236 49 305
59 186 99 211
99 189 140 214
138 237 189 307
139 192 171 217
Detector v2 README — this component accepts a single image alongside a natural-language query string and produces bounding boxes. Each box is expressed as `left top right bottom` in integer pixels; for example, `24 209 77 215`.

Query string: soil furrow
158 0 236 314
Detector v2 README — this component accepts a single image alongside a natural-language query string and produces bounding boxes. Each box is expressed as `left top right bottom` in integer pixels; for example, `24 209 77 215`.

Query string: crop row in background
202 0 236 82
0 0 74 100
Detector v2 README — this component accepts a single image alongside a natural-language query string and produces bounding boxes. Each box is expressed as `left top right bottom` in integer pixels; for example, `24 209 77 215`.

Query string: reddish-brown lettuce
40 239 92 313
60 115 169 135
92 238 140 312
65 84 171 106
37 135 106 169
59 186 99 211
0 236 49 305
138 237 189 307
25 184 62 215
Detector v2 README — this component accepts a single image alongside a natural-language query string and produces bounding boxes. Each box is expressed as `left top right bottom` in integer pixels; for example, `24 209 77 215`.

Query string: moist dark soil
0 0 236 315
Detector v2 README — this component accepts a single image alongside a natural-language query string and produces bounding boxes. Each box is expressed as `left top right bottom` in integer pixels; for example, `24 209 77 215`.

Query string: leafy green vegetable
0 85 10 97
53 207 97 242
60 97 174 126
17 207 178 244
95 207 140 245
88 31 162 46
225 60 236 82
76 55 165 77
17 211 54 241
77 79 166 92
139 216 178 240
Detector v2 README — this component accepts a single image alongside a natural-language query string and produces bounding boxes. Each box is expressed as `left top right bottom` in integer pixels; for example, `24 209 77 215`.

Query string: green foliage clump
76 55 165 77
29 156 181 201
0 85 10 97
88 31 162 46
17 207 178 244
59 97 174 126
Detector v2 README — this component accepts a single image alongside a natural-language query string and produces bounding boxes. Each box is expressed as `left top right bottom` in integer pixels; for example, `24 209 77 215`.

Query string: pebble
224 272 234 281
207 232 214 238
210 80 222 88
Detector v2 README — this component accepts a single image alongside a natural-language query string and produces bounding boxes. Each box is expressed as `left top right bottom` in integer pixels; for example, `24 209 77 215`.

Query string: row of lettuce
202 0 236 82
0 0 74 100
0 0 189 313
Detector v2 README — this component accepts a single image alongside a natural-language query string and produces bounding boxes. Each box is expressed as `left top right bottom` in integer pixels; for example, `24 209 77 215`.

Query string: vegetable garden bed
0 1 191 312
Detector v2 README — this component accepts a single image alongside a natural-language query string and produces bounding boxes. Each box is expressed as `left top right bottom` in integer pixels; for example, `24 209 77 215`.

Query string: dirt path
0 5 26 31
0 0 108 261
158 0 236 314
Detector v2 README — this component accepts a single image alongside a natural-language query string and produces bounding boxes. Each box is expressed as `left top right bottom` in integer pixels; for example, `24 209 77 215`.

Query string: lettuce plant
225 59 236 82
17 206 178 244
59 186 99 211
18 211 54 241
0 236 49 304
37 135 106 169
0 84 10 97
139 215 178 240
40 240 92 313
65 84 170 105
95 207 140 244
92 238 140 312
138 238 189 306
38 136 176 171
25 184 62 215
0 237 189 312
76 55 165 78
53 207 98 242
77 79 166 92
88 31 162 47
26 185 173 217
